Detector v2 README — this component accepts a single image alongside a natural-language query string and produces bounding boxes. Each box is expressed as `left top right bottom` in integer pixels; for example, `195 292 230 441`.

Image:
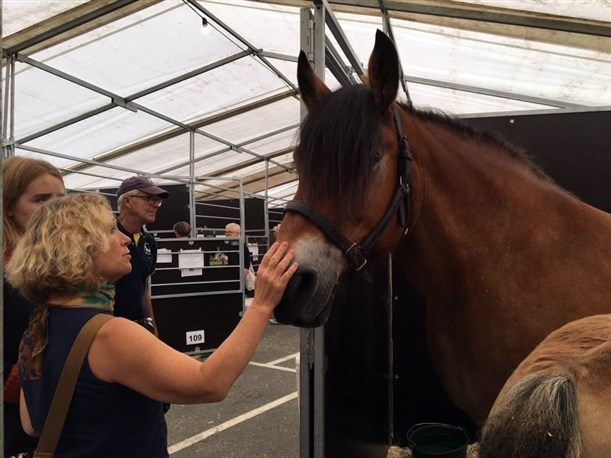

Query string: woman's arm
20 388 36 436
89 242 297 404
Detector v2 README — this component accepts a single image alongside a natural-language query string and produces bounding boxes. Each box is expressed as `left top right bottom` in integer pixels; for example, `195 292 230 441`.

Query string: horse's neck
395 116 611 423
401 118 611 300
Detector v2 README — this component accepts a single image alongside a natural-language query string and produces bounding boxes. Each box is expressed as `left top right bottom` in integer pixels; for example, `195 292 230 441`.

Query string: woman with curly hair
7 193 297 457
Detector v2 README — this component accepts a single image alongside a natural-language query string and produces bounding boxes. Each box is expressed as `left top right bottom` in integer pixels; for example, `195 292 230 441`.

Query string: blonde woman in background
2 156 65 457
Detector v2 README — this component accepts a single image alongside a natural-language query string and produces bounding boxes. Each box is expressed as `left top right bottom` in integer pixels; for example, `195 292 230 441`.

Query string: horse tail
479 373 581 458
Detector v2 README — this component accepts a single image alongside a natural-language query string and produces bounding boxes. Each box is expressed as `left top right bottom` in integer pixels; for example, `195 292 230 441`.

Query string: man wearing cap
115 176 169 335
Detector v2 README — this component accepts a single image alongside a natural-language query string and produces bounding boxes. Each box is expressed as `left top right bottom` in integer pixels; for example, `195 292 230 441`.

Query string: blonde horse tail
479 373 580 458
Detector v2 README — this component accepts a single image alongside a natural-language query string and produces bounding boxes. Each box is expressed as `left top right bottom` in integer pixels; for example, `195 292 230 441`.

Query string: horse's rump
480 314 611 457
479 373 580 458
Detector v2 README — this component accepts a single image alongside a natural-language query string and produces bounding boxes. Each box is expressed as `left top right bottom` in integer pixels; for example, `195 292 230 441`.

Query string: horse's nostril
285 272 313 300
274 272 317 324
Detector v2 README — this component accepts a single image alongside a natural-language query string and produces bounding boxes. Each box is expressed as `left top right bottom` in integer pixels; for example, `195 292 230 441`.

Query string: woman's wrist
246 301 273 319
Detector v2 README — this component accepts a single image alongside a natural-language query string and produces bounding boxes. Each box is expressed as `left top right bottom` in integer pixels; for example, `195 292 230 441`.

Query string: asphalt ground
165 321 300 458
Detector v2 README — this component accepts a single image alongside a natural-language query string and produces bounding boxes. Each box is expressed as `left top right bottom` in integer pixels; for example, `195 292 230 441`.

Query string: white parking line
266 352 299 366
249 361 296 373
247 352 299 372
168 392 298 454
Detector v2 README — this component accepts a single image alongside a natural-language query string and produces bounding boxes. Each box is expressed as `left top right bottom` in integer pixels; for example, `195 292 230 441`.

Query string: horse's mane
401 103 553 182
295 85 554 211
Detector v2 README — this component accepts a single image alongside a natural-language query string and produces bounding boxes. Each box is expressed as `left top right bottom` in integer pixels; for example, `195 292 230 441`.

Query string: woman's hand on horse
252 242 298 313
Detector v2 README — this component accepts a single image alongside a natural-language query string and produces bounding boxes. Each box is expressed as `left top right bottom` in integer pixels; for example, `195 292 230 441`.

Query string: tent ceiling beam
191 175 270 202
17 39 578 161
459 105 611 120
57 167 126 188
191 126 292 172
195 164 296 201
204 146 295 179
2 0 165 56
272 0 611 37
378 0 411 101
128 50 253 100
186 0 298 93
11 6 303 179
387 1 611 37
14 54 292 174
14 53 138 111
18 143 191 186
324 41 355 86
131 102 191 130
259 51 297 62
268 196 295 208
63 91 296 175
404 76 585 109
242 169 298 196
155 123 299 176
315 0 365 80
18 104 115 145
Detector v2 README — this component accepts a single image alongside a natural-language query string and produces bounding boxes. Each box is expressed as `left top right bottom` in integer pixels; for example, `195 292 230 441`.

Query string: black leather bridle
284 108 413 281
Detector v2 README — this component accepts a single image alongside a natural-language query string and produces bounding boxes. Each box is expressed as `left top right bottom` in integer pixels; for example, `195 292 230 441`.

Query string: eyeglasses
130 195 163 207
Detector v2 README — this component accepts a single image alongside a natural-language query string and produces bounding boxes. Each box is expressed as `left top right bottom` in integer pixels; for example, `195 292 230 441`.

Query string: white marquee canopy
2 0 610 207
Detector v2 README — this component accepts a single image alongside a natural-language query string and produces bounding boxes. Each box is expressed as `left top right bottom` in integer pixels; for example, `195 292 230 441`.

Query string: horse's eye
373 151 383 163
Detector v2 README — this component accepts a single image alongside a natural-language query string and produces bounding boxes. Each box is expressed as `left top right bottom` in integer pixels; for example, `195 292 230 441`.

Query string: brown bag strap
34 313 113 458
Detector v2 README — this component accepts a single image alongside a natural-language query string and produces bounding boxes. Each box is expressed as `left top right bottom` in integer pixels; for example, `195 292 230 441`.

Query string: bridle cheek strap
284 107 412 281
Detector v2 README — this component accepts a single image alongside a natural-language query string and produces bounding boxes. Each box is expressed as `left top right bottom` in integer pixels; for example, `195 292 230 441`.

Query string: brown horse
480 314 611 457
274 28 611 428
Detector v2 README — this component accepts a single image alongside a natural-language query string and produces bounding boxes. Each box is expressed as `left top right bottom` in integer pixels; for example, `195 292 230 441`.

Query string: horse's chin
274 270 337 327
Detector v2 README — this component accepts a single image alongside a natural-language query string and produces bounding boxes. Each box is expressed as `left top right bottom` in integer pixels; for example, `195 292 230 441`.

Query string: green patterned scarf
19 284 115 381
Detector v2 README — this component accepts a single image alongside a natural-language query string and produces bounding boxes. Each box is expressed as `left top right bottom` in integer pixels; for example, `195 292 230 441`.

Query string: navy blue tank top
22 308 168 457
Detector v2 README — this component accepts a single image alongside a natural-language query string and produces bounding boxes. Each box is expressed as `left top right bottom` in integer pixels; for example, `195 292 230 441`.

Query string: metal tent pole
299 5 326 458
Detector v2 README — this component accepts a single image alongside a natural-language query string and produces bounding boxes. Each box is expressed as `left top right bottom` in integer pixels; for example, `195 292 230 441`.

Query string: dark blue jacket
114 221 157 321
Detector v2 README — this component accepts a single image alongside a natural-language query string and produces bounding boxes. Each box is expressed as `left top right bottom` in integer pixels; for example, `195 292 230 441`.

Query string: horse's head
275 30 412 327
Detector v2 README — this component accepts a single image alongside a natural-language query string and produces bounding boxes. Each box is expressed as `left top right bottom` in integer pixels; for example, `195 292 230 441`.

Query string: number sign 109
186 330 205 345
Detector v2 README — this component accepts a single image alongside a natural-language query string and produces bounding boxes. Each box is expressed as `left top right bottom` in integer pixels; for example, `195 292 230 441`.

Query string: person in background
2 156 65 457
114 176 169 335
270 223 281 245
7 193 297 456
225 222 254 295
173 221 191 238
268 224 282 324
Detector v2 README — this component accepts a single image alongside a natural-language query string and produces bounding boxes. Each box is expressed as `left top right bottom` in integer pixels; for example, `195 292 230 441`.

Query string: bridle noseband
284 107 413 281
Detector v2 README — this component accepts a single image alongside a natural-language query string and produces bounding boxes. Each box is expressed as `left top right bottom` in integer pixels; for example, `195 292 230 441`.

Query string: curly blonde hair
2 156 64 254
6 193 115 304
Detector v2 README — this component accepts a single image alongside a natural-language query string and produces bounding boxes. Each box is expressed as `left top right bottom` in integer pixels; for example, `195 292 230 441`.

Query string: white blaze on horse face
293 234 343 278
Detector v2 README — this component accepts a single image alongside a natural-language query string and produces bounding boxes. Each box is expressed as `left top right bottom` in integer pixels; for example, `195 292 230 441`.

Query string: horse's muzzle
274 270 334 327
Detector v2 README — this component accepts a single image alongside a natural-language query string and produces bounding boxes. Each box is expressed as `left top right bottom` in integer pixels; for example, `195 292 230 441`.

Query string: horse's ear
297 50 331 111
367 30 399 111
